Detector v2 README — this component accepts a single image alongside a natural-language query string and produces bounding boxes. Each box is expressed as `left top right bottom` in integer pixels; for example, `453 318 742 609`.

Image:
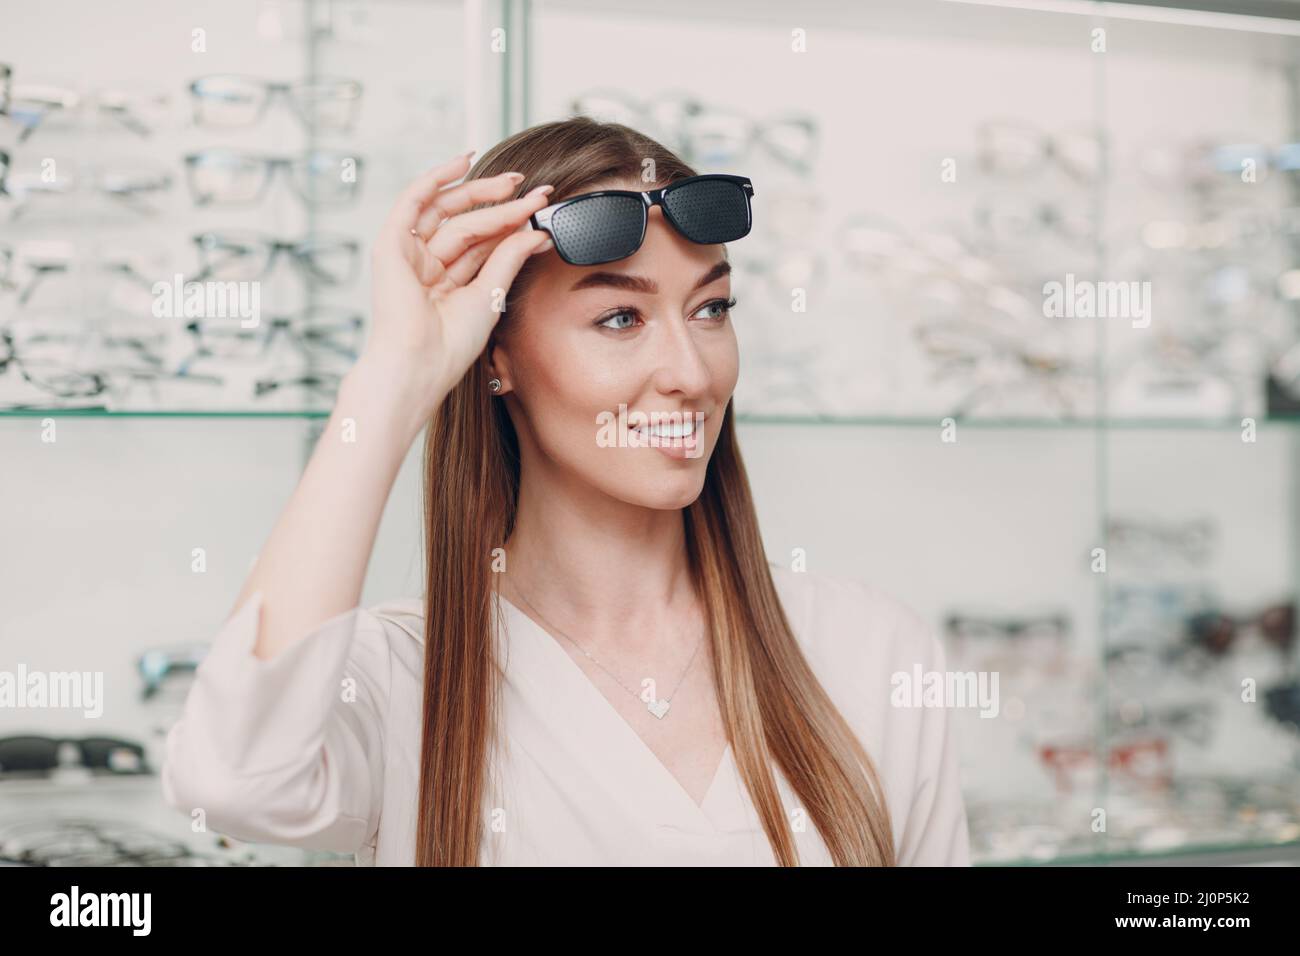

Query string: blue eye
694 296 736 321
596 296 735 331
597 308 639 330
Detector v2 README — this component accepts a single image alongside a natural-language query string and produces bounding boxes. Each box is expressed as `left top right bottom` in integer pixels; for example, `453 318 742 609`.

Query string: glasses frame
183 149 364 207
0 327 108 400
180 306 364 371
192 231 360 285
529 173 755 266
0 734 150 776
187 74 363 130
137 643 209 700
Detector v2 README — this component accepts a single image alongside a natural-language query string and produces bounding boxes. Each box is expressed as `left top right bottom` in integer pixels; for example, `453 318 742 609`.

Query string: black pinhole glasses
529 173 754 267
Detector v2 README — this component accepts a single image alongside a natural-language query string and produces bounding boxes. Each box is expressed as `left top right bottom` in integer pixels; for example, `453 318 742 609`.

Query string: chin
622 461 711 510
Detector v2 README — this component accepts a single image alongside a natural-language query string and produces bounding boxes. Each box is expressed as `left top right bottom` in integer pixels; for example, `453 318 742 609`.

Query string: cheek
526 338 639 414
513 321 739 462
690 324 741 403
514 344 629 457
715 328 741 392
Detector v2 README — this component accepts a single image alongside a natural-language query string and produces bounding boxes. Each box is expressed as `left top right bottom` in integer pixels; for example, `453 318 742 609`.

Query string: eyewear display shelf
8 406 1300 869
509 0 1300 868
5 0 1300 868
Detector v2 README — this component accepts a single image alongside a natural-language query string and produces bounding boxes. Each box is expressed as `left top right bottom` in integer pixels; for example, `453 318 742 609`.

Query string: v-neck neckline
495 592 735 827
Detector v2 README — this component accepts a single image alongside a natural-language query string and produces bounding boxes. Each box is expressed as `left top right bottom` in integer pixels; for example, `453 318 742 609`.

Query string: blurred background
2 0 1300 866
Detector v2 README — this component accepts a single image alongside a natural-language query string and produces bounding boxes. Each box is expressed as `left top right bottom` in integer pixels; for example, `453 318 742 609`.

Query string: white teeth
634 419 697 439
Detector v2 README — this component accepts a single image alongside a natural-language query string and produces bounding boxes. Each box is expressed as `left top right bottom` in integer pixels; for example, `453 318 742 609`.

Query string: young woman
161 117 971 867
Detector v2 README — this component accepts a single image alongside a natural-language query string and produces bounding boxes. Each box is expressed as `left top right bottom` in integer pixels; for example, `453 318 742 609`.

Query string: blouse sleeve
160 589 391 855
894 621 973 867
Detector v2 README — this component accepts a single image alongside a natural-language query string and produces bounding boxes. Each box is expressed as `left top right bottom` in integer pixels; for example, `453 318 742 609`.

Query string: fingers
412 240 450 287
460 229 554 308
382 151 475 241
427 185 554 264
434 222 551 293
414 169 526 239
435 233 499 290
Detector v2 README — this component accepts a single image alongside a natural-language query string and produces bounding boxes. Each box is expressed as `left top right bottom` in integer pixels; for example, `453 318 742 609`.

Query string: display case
3 0 1299 865
509 0 1300 865
0 0 473 865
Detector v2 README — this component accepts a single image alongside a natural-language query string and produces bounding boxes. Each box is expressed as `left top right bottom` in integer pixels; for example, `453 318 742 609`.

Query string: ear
486 329 512 396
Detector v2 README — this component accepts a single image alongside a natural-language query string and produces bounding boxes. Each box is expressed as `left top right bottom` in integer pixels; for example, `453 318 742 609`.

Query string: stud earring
488 378 502 393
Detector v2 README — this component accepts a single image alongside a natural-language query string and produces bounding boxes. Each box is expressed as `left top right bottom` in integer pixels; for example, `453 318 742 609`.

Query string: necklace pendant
646 698 670 719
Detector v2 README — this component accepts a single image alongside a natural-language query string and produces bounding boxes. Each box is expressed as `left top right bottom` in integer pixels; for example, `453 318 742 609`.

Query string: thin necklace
505 580 704 720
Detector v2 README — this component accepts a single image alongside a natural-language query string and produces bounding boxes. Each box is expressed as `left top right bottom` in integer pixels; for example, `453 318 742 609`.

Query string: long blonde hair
416 116 895 866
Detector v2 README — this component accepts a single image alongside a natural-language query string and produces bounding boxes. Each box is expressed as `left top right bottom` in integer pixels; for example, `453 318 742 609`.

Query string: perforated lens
663 178 750 244
551 193 645 265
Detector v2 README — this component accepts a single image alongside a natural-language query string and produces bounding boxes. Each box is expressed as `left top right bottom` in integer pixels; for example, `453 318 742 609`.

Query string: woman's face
491 177 740 511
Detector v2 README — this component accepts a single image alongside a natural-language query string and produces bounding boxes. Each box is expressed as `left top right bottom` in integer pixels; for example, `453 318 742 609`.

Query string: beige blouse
161 564 972 865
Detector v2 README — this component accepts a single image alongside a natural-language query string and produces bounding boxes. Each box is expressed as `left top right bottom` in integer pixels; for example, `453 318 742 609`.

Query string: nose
647 305 713 399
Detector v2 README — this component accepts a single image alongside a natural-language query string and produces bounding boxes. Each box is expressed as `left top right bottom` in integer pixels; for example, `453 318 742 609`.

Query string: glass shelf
4 406 1300 431
0 407 333 419
982 836 1300 868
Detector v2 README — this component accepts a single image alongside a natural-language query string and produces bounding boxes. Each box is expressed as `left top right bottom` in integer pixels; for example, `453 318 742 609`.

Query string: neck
501 470 699 652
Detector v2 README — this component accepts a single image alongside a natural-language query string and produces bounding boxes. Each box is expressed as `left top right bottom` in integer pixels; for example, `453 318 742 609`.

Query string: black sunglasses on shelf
0 735 150 776
529 173 755 266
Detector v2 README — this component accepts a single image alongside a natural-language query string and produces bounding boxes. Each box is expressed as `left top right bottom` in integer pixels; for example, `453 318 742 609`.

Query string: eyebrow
568 259 731 295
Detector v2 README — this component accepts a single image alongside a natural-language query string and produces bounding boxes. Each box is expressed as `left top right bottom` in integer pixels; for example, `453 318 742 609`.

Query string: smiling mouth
629 413 707 443
633 420 697 440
